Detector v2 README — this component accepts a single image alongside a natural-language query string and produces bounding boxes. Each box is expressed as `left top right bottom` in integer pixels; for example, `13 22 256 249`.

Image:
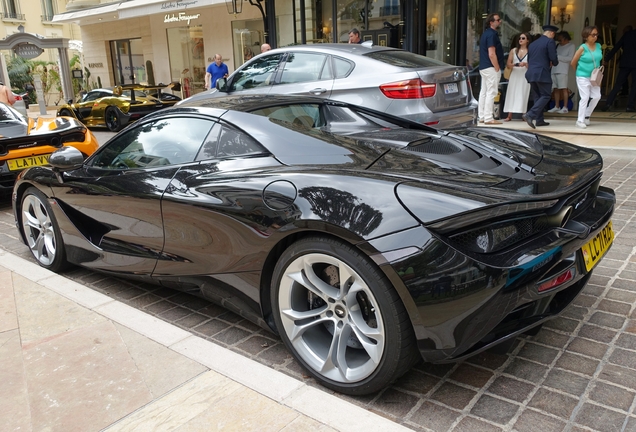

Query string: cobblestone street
2 146 636 432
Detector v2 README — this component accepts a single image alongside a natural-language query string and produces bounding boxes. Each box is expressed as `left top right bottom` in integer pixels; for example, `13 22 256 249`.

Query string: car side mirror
49 146 85 171
216 78 227 92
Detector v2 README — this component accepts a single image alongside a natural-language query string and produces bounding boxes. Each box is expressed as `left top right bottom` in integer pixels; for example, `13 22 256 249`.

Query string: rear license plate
581 220 614 271
444 83 458 94
7 154 51 171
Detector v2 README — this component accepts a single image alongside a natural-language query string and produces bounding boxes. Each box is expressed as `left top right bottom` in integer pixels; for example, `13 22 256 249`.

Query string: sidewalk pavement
0 249 409 432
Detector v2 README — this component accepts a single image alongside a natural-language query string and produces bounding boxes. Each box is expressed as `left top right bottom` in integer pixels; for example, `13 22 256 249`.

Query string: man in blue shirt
205 54 229 90
478 13 504 124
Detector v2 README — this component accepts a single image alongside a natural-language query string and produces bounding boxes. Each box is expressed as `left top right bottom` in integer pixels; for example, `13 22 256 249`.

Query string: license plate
581 220 614 271
444 83 458 94
7 154 51 171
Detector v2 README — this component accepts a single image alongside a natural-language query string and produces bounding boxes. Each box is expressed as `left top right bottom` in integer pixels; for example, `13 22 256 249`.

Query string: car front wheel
271 236 418 395
105 106 123 132
20 187 70 272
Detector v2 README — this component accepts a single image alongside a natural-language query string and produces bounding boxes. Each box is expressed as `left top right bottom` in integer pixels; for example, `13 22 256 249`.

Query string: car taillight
380 79 437 99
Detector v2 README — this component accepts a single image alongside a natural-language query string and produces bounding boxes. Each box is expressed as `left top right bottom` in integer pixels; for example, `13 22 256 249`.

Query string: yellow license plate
7 154 51 171
581 220 614 271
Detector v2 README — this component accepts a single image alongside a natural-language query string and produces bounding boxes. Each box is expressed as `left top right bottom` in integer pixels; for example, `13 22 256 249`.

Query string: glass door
110 39 145 85
167 25 206 98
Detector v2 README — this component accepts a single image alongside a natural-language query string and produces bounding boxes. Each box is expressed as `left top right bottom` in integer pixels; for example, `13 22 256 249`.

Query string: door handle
309 88 327 95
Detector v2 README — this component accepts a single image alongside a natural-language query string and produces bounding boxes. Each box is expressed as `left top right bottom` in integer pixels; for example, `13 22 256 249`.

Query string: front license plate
7 154 51 171
581 220 614 271
444 83 458 94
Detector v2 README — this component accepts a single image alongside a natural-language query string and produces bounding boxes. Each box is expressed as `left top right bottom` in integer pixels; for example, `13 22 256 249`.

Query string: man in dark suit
524 25 559 128
602 27 636 112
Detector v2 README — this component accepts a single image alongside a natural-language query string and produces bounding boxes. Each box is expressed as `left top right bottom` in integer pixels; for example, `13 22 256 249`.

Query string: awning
52 0 224 24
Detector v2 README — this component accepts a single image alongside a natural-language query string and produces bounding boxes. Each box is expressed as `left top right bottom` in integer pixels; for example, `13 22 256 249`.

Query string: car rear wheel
271 236 417 395
105 106 123 132
20 187 70 272
59 108 73 117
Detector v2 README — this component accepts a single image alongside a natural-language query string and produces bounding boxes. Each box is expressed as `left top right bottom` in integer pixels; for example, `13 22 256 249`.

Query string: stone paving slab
2 146 636 431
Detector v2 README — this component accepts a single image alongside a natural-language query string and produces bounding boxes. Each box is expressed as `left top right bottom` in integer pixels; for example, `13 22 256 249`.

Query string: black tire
59 108 73 117
271 236 418 395
20 187 70 272
105 106 123 132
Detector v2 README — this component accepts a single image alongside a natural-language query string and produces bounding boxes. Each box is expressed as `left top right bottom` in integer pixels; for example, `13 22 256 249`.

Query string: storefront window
336 0 401 46
466 0 547 71
167 26 205 98
231 19 265 67
110 39 145 85
466 0 547 97
426 0 456 63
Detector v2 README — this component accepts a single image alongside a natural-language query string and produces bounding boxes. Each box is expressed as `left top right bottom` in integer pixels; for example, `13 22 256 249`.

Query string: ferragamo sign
164 12 201 24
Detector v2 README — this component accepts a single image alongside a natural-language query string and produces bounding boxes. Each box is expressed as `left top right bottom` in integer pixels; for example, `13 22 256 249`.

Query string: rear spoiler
114 82 181 102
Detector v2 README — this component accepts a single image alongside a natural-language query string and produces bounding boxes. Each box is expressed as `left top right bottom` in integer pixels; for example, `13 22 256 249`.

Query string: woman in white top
548 31 575 113
503 33 531 122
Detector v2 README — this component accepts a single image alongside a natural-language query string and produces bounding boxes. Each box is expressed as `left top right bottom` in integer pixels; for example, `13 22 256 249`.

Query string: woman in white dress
503 32 532 121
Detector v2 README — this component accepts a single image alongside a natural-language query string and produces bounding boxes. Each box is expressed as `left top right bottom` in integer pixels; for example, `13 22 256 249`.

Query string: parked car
56 84 177 132
0 102 98 190
14 95 614 395
180 43 477 129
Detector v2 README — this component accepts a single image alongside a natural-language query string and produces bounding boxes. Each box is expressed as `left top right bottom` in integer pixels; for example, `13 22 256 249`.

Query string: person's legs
478 69 488 121
626 68 636 110
526 82 541 120
604 67 630 109
586 84 602 120
534 82 552 123
576 77 591 124
479 68 500 122
559 88 569 112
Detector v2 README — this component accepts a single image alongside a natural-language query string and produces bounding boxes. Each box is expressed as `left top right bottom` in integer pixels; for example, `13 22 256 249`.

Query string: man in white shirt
548 31 575 113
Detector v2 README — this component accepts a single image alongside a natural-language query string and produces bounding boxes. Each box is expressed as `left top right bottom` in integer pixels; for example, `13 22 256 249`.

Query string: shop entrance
167 25 206 98
110 39 146 85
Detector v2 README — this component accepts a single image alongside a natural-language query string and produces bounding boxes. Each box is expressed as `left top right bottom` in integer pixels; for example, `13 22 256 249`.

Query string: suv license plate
581 220 614 271
444 83 458 94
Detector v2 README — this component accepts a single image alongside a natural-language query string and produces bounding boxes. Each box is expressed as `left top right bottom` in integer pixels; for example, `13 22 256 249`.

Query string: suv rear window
364 51 448 68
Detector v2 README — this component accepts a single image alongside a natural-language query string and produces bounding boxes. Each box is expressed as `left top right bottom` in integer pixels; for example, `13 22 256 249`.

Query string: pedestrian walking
478 12 505 125
205 54 229 90
548 31 575 113
524 24 559 129
503 32 531 122
571 26 603 129
601 27 636 112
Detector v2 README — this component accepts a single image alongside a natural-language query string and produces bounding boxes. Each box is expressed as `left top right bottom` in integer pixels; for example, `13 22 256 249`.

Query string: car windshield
364 51 448 68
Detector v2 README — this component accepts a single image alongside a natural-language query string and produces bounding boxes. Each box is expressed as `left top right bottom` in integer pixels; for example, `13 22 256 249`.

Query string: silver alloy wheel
21 194 57 266
278 253 385 383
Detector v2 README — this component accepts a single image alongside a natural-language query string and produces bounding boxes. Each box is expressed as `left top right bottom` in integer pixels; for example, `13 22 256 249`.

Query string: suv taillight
380 79 437 99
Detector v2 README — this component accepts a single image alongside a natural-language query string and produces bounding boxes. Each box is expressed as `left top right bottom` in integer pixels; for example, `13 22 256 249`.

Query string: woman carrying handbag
571 26 603 129
503 33 532 122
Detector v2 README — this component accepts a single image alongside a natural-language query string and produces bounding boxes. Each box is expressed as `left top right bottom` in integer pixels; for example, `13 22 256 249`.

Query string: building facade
51 0 636 100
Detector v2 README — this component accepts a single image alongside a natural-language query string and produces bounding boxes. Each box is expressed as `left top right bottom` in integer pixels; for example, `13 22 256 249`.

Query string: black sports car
13 95 615 395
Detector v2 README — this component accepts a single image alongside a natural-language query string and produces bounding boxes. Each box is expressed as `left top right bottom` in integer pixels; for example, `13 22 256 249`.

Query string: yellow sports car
57 84 178 132
0 102 98 190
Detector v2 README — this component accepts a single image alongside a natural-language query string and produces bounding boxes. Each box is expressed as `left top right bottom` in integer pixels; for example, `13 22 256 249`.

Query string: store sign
14 43 44 59
161 0 199 10
164 12 201 25
88 62 104 68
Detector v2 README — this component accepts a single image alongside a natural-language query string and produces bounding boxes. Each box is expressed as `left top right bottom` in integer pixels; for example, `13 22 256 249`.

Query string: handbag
503 66 512 80
591 65 604 86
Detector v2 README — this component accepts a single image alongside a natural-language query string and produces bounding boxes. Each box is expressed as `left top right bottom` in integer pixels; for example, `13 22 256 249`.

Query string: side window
249 104 325 129
89 117 213 169
278 53 328 84
195 123 221 161
230 54 282 91
333 57 354 79
217 124 266 158
84 92 102 102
